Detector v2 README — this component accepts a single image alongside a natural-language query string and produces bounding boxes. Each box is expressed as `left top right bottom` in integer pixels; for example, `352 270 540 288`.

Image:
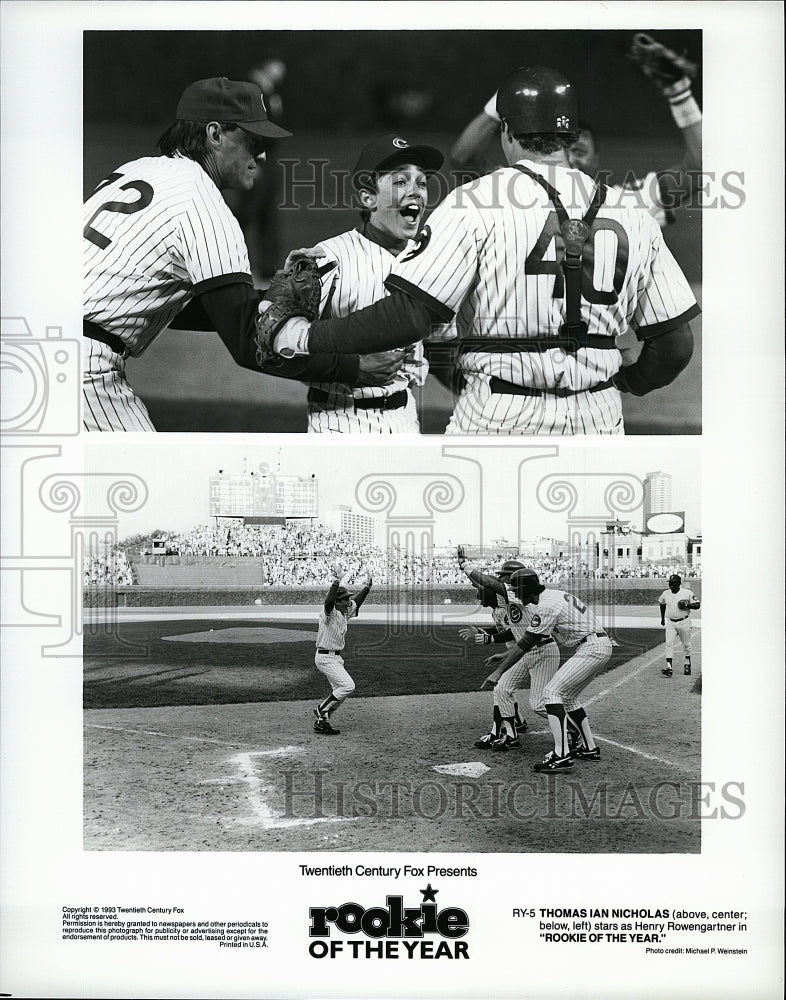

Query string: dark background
84 29 702 433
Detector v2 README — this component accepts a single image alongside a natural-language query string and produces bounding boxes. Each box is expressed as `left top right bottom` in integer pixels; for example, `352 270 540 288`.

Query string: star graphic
420 884 438 902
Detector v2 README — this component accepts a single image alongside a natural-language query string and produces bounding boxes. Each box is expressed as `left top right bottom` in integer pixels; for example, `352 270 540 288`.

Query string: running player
268 66 700 435
312 564 372 735
658 574 701 676
306 135 443 432
484 569 613 772
457 549 558 748
82 77 400 431
450 32 702 229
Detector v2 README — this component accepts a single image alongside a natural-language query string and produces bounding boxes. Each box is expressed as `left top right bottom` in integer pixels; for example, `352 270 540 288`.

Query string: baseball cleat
661 668 673 677
313 717 340 735
570 745 601 761
534 751 574 773
473 733 498 749
490 734 521 751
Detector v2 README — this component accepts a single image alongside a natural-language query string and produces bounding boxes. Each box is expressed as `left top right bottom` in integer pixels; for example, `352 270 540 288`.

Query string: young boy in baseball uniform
658 573 700 676
313 565 372 734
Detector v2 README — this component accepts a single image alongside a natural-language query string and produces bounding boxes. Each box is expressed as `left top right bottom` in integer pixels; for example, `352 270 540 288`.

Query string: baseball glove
677 599 690 610
254 259 323 368
628 32 698 91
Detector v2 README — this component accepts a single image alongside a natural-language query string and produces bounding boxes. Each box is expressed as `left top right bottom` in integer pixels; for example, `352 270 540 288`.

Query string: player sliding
258 65 700 435
312 563 372 735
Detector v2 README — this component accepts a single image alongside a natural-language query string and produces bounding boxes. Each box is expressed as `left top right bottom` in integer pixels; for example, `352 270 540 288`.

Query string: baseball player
457 550 560 749
312 565 372 735
82 77 399 431
658 573 700 676
484 569 613 772
451 32 702 229
306 135 443 432
267 66 700 436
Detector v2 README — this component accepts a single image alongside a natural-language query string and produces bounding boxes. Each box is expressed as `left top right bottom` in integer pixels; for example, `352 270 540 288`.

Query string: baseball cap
176 77 292 138
335 587 352 601
668 574 682 584
353 134 443 191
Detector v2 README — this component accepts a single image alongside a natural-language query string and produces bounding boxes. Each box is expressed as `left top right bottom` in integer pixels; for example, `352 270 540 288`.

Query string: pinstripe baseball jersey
316 601 358 650
658 587 697 619
525 588 603 647
386 159 699 433
308 229 427 432
83 154 252 356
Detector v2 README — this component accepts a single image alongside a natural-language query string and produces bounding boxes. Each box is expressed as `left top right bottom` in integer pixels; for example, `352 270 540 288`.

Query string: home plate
432 763 490 778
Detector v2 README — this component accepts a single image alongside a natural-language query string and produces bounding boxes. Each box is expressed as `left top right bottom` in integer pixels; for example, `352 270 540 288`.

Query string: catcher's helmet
496 66 578 135
497 559 526 581
509 568 547 599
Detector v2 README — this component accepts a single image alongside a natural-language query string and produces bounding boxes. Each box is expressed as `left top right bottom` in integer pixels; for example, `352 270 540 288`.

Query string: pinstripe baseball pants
83 339 156 432
543 635 613 710
495 639 560 718
315 652 355 703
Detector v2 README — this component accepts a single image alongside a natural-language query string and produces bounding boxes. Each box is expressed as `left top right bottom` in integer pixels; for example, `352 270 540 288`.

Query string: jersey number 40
525 211 629 304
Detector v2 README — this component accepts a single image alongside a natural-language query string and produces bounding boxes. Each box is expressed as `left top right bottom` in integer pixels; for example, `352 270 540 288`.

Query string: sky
87 439 702 548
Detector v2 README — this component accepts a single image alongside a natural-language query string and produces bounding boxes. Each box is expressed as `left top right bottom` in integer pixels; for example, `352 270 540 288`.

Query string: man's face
364 163 428 240
335 596 351 614
669 580 681 593
214 126 267 191
567 129 600 174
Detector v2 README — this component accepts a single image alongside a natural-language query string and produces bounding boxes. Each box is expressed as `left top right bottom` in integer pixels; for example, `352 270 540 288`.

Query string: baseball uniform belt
308 388 408 411
489 376 615 398
83 319 126 355
669 616 689 622
317 648 342 655
459 334 618 352
577 632 608 645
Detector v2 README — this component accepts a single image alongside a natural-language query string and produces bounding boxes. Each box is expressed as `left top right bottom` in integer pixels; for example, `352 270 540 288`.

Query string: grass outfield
84 619 664 710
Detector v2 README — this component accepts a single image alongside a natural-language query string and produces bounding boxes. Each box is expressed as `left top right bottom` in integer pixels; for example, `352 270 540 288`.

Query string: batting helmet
509 568 547 599
496 66 578 135
497 559 525 581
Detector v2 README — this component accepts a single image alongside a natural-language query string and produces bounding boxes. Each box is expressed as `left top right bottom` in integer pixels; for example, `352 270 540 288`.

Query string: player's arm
450 104 500 173
459 624 502 645
353 573 372 613
176 283 364 383
630 32 702 209
456 545 508 597
324 578 340 615
612 322 694 396
274 288 440 358
686 592 701 609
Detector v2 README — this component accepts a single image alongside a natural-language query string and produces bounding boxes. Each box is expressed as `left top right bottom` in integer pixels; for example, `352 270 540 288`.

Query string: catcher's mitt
628 32 697 91
677 599 690 610
254 259 323 368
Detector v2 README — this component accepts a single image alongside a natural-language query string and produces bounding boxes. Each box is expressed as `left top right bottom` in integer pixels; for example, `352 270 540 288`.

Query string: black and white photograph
81 27 702 435
1 2 783 999
82 442 703 853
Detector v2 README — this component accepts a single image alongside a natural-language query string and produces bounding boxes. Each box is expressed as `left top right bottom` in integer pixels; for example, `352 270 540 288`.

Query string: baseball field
83 603 701 854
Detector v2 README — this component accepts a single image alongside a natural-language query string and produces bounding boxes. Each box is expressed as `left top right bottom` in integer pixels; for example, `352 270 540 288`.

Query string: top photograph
83 28 702 435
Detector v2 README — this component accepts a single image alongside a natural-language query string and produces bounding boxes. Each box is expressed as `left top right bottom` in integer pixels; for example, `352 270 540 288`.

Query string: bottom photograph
83 440 702 854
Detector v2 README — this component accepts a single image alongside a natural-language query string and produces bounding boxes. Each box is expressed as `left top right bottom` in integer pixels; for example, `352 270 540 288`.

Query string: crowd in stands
83 549 135 587
85 522 701 587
